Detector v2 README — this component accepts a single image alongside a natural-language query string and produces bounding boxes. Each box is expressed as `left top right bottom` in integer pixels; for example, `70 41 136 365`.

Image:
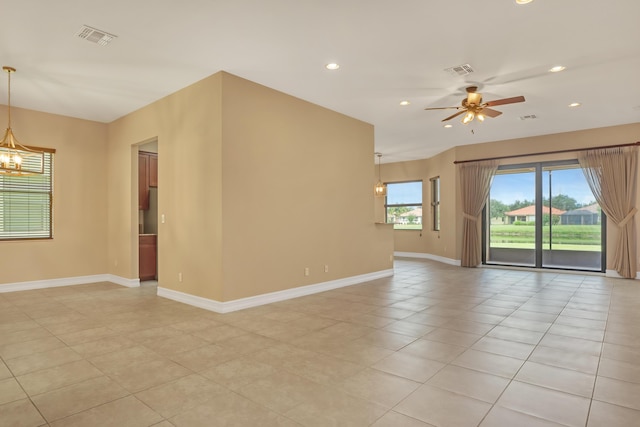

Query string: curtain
459 160 498 267
578 146 638 278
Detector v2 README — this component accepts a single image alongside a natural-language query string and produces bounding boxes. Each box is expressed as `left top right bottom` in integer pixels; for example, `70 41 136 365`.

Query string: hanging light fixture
374 152 387 197
1 66 44 175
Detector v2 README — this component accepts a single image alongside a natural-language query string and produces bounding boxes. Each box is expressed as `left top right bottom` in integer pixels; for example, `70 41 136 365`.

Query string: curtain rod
453 141 640 164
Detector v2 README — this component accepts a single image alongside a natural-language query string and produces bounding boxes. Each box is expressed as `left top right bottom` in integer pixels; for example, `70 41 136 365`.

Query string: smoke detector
444 64 474 76
75 25 117 46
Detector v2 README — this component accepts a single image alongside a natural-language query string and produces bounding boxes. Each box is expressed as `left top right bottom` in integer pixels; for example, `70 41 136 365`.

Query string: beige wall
107 73 225 300
383 122 640 270
377 148 458 261
0 71 392 300
107 71 392 302
220 73 393 300
0 106 108 284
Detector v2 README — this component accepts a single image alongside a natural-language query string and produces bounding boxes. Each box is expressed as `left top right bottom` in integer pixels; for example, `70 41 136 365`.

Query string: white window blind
0 152 53 239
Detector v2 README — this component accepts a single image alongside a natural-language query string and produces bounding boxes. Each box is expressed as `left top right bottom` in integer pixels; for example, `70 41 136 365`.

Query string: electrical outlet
324 265 329 273
389 254 393 262
304 267 310 276
114 259 118 267
161 214 166 224
178 272 183 282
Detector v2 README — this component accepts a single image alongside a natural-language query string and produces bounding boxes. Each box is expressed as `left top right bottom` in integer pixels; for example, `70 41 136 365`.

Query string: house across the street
504 205 566 224
560 203 600 225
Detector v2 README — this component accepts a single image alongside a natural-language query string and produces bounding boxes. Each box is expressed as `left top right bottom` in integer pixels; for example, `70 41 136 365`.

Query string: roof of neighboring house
400 208 423 217
562 205 600 216
505 205 566 216
583 203 600 212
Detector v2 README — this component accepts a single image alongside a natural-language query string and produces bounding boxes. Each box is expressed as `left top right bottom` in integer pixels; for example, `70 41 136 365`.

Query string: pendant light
1 66 44 175
374 152 387 197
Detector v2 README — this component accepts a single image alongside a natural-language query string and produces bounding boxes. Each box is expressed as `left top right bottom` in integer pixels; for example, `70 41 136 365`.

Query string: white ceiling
1 0 639 163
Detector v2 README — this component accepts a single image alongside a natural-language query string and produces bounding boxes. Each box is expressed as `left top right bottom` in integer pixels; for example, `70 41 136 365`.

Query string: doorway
484 160 605 272
138 141 158 283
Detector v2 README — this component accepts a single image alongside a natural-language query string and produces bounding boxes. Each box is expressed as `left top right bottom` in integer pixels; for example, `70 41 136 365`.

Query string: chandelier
374 152 387 197
1 66 44 175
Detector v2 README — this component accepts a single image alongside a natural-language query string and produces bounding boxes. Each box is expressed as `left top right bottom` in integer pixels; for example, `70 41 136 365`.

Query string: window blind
0 152 53 239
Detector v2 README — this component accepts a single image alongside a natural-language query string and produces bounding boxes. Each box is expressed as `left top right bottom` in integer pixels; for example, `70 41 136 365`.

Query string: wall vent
75 25 117 46
520 114 538 120
444 64 474 76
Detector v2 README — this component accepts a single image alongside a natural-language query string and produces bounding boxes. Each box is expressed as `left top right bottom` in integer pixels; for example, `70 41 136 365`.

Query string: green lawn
490 224 601 251
390 224 602 251
394 224 422 230
490 242 601 251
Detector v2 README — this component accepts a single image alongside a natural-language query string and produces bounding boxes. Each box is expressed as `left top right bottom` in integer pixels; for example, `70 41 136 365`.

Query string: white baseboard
157 269 394 314
104 275 141 288
0 274 140 293
394 251 461 266
156 287 226 312
605 269 640 280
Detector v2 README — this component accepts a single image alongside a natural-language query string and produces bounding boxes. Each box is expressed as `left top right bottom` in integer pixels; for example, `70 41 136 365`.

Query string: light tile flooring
1 258 640 426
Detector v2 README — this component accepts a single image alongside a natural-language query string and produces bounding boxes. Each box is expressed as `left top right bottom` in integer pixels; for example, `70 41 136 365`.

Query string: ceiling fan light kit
462 111 475 124
425 86 525 125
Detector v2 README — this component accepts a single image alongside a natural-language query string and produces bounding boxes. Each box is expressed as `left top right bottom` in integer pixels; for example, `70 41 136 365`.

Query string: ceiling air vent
75 25 117 46
520 114 538 120
444 64 474 76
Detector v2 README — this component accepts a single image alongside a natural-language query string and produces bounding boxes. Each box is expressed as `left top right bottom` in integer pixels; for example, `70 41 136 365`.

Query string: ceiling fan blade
442 110 466 122
482 108 502 118
424 106 460 111
485 96 525 107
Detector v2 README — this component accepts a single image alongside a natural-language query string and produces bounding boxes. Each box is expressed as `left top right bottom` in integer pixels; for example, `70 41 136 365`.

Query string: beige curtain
578 146 638 278
459 160 498 267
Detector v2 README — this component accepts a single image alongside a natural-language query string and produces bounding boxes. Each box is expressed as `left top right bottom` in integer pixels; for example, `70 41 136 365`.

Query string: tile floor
1 258 639 426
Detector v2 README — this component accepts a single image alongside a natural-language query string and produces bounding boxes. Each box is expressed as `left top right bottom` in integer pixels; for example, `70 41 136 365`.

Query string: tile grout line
583 278 614 427
473 273 587 426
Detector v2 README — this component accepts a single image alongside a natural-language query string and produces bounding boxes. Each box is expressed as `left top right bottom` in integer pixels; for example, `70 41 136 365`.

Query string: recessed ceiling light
400 101 410 106
443 124 453 128
549 65 566 73
516 0 533 4
325 63 340 70
569 102 581 107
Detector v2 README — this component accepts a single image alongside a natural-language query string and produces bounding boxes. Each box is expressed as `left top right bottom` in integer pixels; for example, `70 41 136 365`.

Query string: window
385 181 422 230
484 160 604 272
430 176 440 231
0 152 53 239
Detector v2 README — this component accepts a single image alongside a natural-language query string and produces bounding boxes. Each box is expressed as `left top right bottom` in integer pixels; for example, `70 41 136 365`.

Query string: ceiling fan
425 86 525 124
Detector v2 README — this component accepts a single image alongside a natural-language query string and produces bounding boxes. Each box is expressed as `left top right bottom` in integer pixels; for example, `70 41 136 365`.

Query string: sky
384 167 596 207
387 181 422 205
490 167 597 206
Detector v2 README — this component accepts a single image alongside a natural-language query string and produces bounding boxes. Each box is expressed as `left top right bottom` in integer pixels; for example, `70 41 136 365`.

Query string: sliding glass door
485 161 604 272
541 165 603 270
486 167 537 267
